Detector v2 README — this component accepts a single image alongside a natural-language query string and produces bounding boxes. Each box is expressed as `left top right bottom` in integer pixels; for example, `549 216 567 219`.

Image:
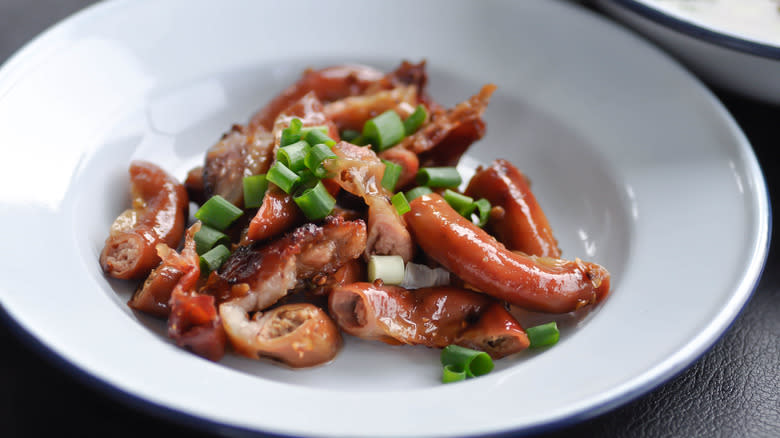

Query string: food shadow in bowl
72 58 633 391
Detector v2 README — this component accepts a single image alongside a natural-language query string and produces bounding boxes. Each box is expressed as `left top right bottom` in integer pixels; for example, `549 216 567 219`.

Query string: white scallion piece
367 255 405 285
400 262 450 289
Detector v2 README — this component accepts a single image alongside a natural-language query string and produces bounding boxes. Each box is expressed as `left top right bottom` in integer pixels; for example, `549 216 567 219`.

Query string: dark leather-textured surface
1 1 778 437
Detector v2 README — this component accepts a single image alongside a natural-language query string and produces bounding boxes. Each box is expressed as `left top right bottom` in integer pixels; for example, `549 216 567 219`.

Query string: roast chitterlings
249 65 386 131
216 217 365 366
329 282 530 359
326 141 414 262
201 123 275 208
465 159 560 257
163 223 227 362
214 216 367 311
101 62 616 368
405 193 610 313
246 93 340 242
220 302 342 367
398 84 495 167
100 161 189 280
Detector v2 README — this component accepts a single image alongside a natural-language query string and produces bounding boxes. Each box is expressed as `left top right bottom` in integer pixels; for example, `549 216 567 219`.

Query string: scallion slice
340 129 361 142
194 195 243 231
199 244 231 273
416 167 462 188
304 128 336 148
442 364 467 383
242 174 268 209
403 104 427 135
472 198 491 228
526 322 560 348
296 169 319 191
280 118 303 146
391 192 410 215
440 345 494 378
363 110 405 151
277 140 310 172
405 186 433 201
367 255 405 285
443 189 476 217
305 143 337 178
300 125 329 137
293 181 336 220
381 159 402 192
193 224 230 255
266 161 301 194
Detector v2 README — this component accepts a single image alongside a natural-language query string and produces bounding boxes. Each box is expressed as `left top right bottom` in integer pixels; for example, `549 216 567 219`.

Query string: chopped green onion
391 192 411 215
472 198 491 228
440 345 494 378
416 167 462 188
242 174 268 209
443 189 476 217
277 140 310 172
351 135 368 146
280 118 303 146
367 255 405 285
296 169 319 191
403 105 427 135
305 143 337 178
363 110 405 151
266 161 301 194
199 244 231 273
405 186 433 201
194 225 230 255
300 125 329 137
304 128 336 148
195 195 243 231
381 159 402 192
442 364 467 383
293 181 336 220
526 322 560 348
340 129 361 142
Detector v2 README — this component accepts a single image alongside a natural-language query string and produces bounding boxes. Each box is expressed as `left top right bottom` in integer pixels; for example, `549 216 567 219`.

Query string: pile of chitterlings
100 61 610 375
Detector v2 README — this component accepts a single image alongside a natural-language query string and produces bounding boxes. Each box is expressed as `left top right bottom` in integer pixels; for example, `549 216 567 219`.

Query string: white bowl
0 0 770 436
595 0 780 104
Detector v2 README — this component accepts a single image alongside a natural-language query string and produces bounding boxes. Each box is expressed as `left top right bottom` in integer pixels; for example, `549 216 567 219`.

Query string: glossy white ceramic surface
0 0 769 436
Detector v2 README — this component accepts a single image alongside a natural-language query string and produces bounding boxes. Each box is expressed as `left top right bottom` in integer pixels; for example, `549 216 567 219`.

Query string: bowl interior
72 59 633 390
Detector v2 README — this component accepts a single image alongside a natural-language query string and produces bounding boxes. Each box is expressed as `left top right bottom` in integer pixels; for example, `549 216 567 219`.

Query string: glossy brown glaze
329 283 529 358
220 303 341 367
465 159 561 257
202 123 275 207
250 65 386 131
399 84 495 167
326 142 414 262
246 93 340 242
309 258 367 296
214 217 367 311
405 194 610 313
250 61 434 133
164 223 227 362
128 263 183 318
184 165 206 206
100 161 188 280
378 146 420 191
246 185 303 242
324 85 418 131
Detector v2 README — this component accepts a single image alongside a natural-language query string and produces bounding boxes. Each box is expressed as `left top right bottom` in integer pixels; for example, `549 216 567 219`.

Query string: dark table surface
1 1 778 437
